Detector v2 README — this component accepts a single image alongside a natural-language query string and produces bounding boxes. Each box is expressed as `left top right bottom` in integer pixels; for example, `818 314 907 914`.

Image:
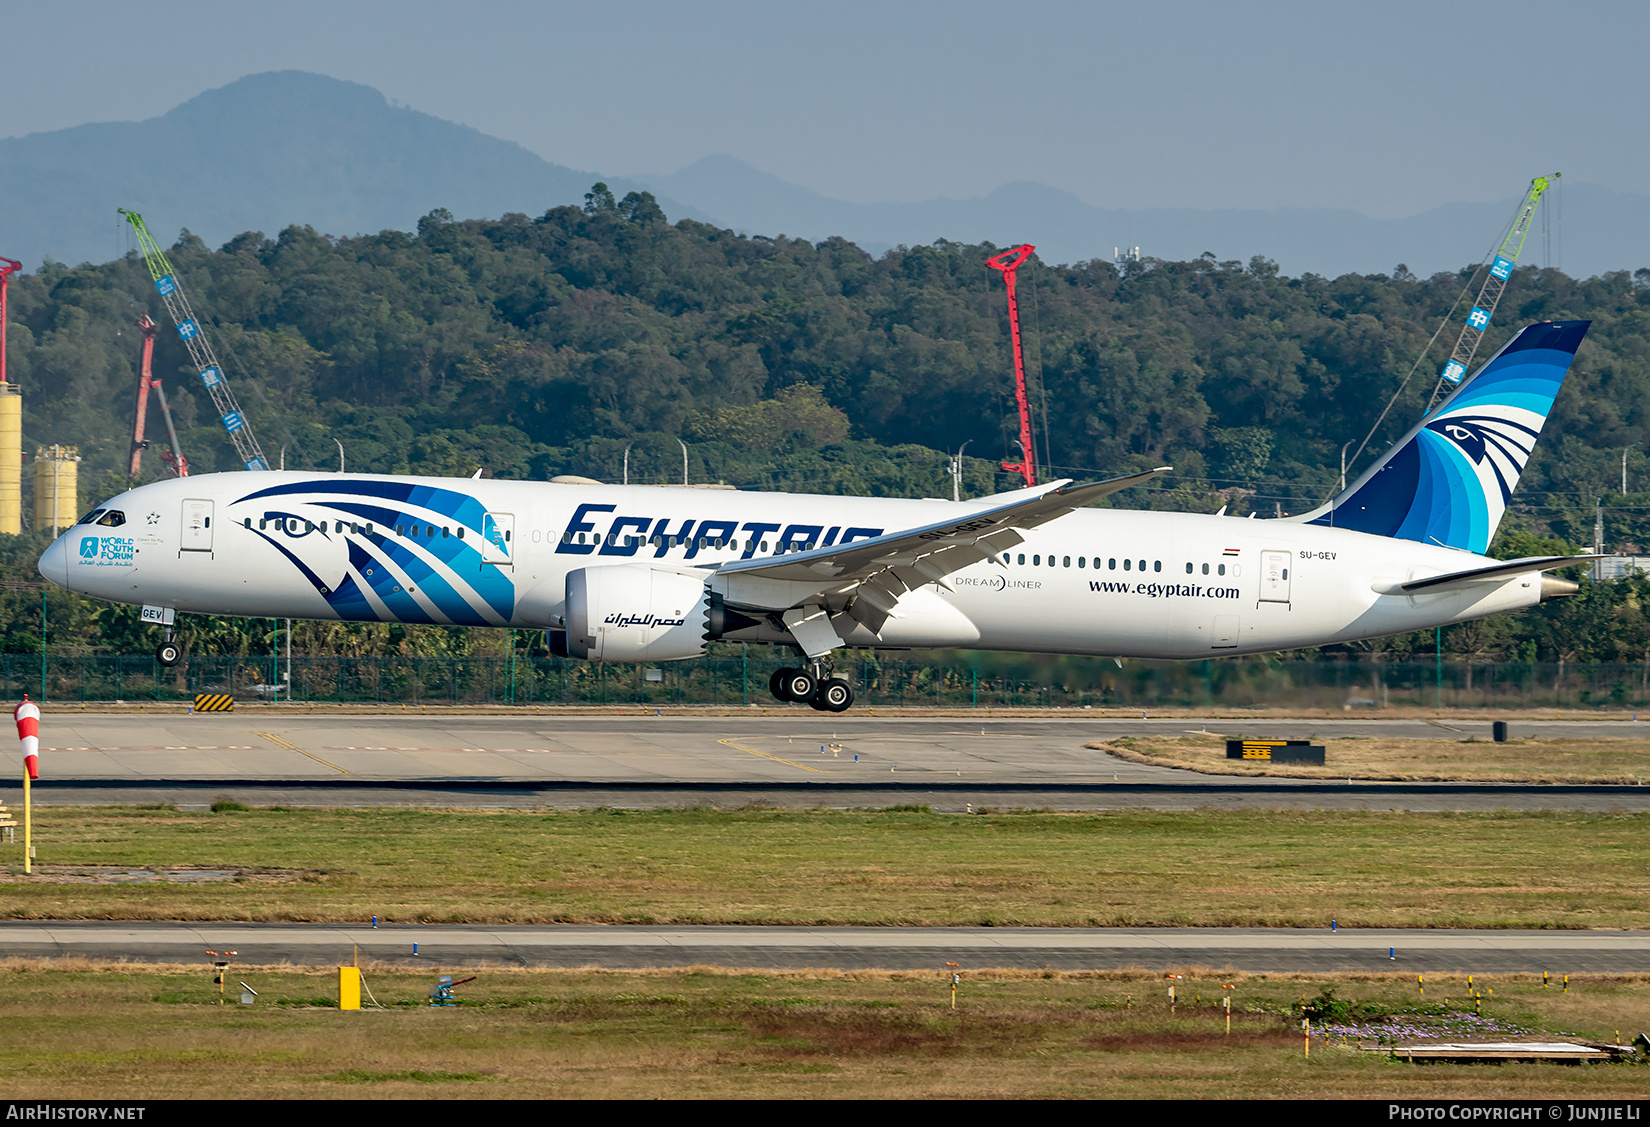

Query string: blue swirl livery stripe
1306 320 1588 553
234 478 514 624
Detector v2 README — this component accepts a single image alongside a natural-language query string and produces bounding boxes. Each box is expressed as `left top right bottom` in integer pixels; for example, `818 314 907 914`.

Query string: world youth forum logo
79 537 99 559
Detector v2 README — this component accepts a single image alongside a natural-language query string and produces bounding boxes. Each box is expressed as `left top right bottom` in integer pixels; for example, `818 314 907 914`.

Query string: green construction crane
1434 173 1559 392
119 209 270 471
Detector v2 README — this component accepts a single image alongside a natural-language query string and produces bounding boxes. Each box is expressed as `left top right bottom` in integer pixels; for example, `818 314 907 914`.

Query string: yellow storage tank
32 445 79 534
0 385 19 535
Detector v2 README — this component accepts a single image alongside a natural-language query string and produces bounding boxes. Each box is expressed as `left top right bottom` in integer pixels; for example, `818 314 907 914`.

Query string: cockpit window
77 509 106 526
94 510 126 527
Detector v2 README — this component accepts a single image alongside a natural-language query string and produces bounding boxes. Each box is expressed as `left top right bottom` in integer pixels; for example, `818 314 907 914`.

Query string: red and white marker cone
15 696 39 780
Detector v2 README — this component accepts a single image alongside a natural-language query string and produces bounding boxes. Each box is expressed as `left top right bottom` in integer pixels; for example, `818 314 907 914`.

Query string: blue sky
3 0 1642 217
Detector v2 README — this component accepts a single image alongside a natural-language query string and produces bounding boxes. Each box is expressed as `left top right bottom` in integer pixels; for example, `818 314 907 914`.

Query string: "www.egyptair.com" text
1089 581 1242 599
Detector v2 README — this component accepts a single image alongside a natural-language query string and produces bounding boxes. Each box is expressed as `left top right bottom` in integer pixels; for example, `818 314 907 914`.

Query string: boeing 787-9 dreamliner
40 320 1597 712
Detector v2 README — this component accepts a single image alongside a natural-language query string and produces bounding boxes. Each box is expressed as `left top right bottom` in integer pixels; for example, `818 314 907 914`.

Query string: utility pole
1595 501 1605 582
949 441 970 502
677 439 688 485
623 443 632 486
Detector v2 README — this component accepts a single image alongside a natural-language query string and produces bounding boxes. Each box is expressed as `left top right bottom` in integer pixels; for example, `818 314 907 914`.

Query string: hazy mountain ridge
2 71 1646 280
639 156 1649 279
0 72 700 269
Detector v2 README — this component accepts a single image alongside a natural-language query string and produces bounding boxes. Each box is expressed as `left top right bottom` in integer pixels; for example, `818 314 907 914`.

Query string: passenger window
1063 556 1070 567
1093 558 1101 569
244 518 251 529
366 524 374 536
260 519 268 530
442 526 450 538
95 511 126 527
1282 568 1289 580
1123 559 1131 571
427 526 435 538
397 525 405 536
1033 554 1041 566
1218 564 1226 575
1202 563 1210 575
1154 561 1161 573
760 541 769 552
1078 557 1085 568
1185 562 1193 574
1108 558 1116 570
457 528 464 539
1139 560 1147 571
1017 553 1025 565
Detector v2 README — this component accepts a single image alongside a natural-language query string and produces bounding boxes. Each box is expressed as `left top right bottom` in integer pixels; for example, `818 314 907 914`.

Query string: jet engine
564 564 711 662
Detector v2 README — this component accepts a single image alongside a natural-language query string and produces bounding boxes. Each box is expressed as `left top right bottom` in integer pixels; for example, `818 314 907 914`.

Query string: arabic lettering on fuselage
555 503 883 560
602 612 689 629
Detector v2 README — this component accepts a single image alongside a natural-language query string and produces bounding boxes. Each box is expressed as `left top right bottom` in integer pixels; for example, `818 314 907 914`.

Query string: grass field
1099 734 1650 783
0 963 1644 1099
3 806 1648 928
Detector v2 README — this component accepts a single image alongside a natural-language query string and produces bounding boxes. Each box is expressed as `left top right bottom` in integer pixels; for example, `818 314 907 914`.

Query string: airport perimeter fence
2 651 1650 710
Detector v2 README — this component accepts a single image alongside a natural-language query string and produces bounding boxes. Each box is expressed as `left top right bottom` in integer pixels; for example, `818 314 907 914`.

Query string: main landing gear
769 665 854 712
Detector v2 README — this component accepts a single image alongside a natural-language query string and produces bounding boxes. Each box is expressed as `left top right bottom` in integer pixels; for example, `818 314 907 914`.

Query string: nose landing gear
156 631 182 668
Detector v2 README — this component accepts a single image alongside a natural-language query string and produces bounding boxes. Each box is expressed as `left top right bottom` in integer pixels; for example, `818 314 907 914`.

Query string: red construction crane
129 313 188 478
0 256 19 387
986 244 1037 487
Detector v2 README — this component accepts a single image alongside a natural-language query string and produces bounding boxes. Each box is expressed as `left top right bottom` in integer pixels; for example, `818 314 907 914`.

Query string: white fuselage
40 472 1542 659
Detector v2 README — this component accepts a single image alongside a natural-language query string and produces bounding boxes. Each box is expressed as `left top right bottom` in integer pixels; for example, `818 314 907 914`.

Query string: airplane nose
37 535 69 589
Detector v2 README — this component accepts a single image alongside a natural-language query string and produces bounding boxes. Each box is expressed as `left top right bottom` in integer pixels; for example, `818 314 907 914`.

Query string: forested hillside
5 186 1650 662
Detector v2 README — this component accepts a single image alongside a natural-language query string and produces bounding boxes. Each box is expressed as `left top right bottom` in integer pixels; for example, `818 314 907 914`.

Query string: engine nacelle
565 565 711 662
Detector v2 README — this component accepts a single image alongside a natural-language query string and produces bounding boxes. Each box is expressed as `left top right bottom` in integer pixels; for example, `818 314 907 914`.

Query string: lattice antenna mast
118 210 269 471
1430 174 1559 404
987 244 1038 487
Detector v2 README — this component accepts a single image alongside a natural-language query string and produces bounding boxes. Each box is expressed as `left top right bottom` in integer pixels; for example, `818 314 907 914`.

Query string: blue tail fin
1299 320 1589 553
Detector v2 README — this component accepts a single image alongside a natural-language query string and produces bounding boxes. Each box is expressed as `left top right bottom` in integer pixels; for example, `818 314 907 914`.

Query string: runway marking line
718 737 829 774
1426 720 1465 732
253 731 349 775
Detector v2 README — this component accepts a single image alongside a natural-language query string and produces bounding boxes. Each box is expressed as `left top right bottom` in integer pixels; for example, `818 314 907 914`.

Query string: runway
5 714 1649 810
3 920 1643 973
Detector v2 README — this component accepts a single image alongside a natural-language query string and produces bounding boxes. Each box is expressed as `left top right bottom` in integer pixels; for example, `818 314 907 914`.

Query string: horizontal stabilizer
1399 554 1602 594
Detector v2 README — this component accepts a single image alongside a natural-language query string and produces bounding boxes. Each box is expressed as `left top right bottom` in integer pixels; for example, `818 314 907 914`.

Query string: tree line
3 184 1650 663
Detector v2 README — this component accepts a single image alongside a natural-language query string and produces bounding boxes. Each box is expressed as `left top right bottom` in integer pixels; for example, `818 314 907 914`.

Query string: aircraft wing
710 467 1170 652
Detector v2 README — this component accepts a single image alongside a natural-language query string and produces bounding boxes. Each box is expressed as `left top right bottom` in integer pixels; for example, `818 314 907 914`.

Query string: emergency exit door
1259 550 1291 603
481 512 514 567
181 499 213 553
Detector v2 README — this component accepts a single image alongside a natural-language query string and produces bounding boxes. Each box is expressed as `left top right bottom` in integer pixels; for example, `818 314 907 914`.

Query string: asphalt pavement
3 714 1647 810
3 920 1642 973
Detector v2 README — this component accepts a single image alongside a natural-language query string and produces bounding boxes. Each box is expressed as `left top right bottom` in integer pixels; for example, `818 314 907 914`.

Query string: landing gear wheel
155 640 182 667
779 668 817 704
769 668 792 702
813 677 854 713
